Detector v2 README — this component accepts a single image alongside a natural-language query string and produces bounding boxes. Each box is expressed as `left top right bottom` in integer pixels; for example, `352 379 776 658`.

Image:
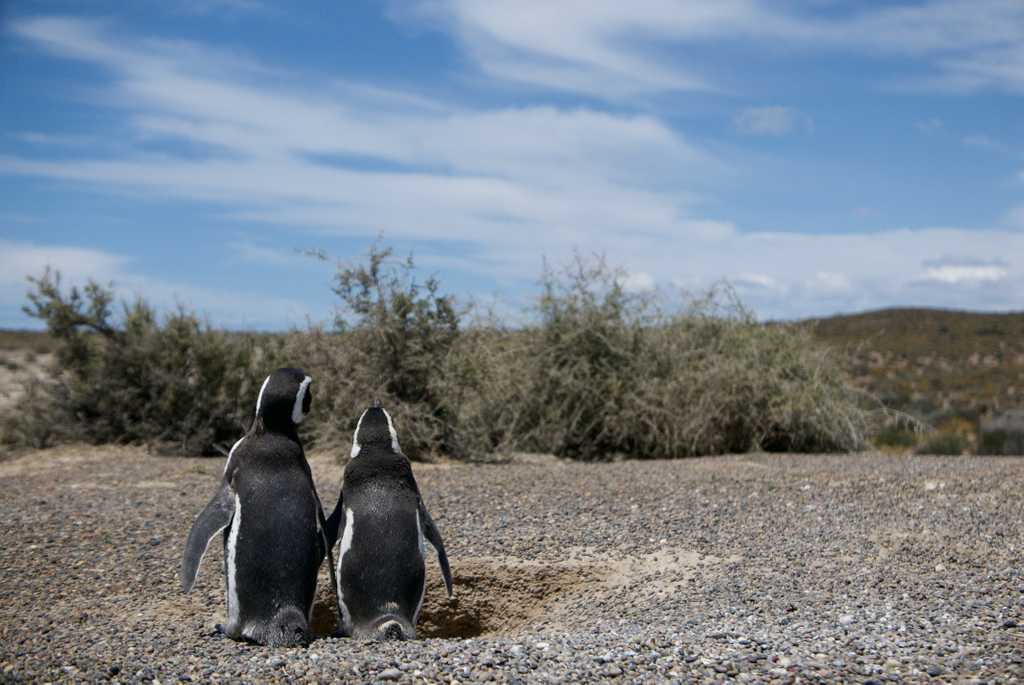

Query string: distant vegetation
804 308 1024 454
2 247 893 459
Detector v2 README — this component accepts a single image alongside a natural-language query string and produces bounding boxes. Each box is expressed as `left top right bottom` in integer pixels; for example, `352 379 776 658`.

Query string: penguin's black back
229 432 321 629
340 445 425 632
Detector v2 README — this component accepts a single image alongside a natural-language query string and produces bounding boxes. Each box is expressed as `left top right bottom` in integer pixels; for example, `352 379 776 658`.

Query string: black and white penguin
325 403 453 640
180 367 331 647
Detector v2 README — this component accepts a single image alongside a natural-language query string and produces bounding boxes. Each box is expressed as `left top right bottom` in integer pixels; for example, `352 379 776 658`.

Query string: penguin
180 367 333 647
325 403 453 640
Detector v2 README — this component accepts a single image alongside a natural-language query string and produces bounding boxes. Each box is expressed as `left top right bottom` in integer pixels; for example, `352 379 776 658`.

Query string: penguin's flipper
181 481 235 593
418 499 453 598
324 490 344 550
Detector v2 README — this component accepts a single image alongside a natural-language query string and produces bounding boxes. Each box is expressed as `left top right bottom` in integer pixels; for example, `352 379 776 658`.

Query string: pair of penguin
180 368 453 646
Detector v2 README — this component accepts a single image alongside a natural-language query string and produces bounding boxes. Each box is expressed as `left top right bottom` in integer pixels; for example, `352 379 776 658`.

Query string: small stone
378 668 402 681
602 665 623 677
1002 619 1018 629
149 536 162 546
935 564 946 572
267 656 285 669
926 665 944 677
108 665 121 676
839 614 855 627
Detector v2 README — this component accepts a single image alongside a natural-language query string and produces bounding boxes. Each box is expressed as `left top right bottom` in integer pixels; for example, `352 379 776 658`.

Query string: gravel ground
1 446 1022 684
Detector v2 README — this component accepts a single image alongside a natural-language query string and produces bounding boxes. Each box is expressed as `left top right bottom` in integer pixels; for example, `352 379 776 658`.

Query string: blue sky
1 0 1022 328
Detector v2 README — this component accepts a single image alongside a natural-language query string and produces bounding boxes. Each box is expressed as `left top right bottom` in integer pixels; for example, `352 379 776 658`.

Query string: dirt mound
310 549 719 639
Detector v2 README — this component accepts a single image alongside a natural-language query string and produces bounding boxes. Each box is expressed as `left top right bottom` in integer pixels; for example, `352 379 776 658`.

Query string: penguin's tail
264 607 310 648
371 614 415 641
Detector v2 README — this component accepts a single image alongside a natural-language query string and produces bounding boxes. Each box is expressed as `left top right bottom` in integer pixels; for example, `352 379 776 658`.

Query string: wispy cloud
405 0 1024 97
0 239 313 329
4 16 719 281
919 257 1009 284
13 131 99 146
734 106 811 136
961 134 1017 156
3 14 1023 320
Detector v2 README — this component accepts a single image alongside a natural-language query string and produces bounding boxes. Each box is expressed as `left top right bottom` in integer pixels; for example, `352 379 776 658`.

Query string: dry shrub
2 269 270 454
4 252 879 460
280 245 469 459
451 257 874 460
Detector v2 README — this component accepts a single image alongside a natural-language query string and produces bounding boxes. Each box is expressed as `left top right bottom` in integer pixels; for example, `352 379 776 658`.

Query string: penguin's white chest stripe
226 495 242 626
336 508 355 630
413 509 427 623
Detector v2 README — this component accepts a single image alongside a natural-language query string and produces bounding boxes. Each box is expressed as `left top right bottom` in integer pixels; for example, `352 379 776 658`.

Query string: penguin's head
350 401 400 458
255 367 313 431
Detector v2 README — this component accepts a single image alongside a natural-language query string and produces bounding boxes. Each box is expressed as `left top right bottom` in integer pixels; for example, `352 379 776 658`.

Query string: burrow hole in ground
310 560 607 639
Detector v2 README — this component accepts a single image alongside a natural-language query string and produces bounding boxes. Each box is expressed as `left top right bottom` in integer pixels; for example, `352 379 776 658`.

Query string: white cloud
619 271 655 293
1003 206 1024 228
920 264 1007 284
13 131 99 146
813 272 851 293
961 134 1010 153
405 0 1024 97
4 15 1024 322
734 273 778 290
0 241 127 289
228 242 312 267
0 239 313 329
3 16 720 284
734 106 811 136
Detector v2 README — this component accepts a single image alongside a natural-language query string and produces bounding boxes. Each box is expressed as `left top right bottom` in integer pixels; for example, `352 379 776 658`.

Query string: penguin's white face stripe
254 375 272 416
226 494 242 629
336 507 355 632
292 375 312 425
350 410 366 459
382 408 401 453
